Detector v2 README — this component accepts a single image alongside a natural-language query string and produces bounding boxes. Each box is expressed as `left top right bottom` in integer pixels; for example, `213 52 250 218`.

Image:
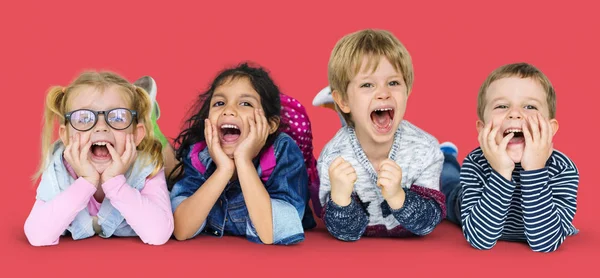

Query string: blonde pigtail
32 86 67 182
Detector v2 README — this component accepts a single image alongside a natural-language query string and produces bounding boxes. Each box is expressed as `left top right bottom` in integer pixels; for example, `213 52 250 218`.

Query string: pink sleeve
24 178 97 246
101 170 174 245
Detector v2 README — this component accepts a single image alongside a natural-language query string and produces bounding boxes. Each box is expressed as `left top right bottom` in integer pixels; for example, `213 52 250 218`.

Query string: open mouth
503 128 525 144
90 141 112 160
220 124 241 143
370 107 394 133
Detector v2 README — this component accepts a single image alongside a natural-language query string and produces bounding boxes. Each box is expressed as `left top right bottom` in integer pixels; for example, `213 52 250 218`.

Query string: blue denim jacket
170 132 314 244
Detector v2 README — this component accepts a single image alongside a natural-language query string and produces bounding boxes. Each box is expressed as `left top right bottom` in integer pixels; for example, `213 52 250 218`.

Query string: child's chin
507 149 523 164
221 145 236 158
92 163 109 174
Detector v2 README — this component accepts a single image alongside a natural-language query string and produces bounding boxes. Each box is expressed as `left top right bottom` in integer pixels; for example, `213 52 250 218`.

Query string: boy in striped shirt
442 63 580 252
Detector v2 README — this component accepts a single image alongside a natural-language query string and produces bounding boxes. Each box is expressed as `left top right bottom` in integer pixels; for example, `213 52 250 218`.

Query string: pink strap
259 145 276 182
190 142 207 173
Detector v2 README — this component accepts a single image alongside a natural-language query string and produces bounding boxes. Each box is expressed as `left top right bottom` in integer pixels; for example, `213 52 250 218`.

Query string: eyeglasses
65 108 137 132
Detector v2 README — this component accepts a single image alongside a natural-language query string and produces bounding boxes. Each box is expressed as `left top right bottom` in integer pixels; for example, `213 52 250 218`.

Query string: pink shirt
24 162 174 246
88 197 101 216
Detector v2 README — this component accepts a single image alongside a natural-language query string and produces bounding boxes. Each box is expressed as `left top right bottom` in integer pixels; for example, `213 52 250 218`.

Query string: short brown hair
328 29 413 126
478 62 556 120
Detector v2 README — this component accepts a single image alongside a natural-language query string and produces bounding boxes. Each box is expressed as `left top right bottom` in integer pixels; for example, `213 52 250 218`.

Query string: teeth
221 124 239 129
374 108 393 112
504 129 522 134
92 142 108 146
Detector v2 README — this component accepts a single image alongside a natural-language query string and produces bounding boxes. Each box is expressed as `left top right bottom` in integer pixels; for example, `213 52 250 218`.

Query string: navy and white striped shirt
460 148 579 252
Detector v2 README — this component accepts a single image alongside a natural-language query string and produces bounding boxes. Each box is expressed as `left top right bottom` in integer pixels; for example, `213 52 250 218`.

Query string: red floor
2 216 597 277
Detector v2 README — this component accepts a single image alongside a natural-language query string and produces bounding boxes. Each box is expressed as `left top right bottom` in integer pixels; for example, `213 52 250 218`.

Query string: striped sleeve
460 151 516 250
520 152 579 252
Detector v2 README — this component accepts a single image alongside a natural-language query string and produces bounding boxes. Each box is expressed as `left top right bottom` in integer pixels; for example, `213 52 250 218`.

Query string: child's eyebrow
386 74 403 79
239 94 259 102
489 97 505 104
488 96 544 105
354 73 403 80
525 97 543 104
212 92 226 99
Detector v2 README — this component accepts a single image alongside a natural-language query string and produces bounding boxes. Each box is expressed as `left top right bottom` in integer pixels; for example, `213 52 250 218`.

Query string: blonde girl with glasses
24 71 174 246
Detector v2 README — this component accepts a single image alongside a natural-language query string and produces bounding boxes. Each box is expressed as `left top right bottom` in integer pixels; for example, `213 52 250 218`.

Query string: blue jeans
440 153 462 225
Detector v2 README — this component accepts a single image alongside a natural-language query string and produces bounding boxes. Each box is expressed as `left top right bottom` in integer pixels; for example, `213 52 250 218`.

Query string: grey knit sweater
318 121 446 241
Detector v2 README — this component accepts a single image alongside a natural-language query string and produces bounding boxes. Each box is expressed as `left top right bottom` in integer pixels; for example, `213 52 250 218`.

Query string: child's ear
59 125 69 145
476 120 485 133
550 118 559 136
332 89 351 113
268 116 280 134
134 123 147 146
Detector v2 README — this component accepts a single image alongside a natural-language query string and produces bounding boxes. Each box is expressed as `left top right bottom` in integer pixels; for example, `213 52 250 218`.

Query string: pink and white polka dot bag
280 94 322 217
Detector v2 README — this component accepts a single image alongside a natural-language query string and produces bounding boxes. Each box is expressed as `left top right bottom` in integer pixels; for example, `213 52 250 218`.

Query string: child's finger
340 164 355 176
254 109 263 136
129 137 138 166
488 124 501 150
120 135 132 163
378 163 395 174
212 121 220 149
248 116 256 139
336 164 354 177
131 133 137 148
73 133 81 156
499 131 514 151
538 113 550 144
73 135 83 164
546 116 554 144
80 140 93 166
260 109 268 137
377 177 390 188
65 136 73 157
330 157 345 170
205 119 212 148
480 121 492 151
379 170 395 181
106 144 120 164
530 115 540 142
64 143 74 165
522 120 532 146
380 159 400 172
478 121 492 148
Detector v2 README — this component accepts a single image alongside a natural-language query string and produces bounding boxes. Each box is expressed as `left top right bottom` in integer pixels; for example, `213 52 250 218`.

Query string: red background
1 0 598 276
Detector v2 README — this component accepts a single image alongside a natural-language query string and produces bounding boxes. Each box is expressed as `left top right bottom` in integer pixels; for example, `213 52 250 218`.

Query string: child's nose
94 114 109 132
507 108 523 120
222 105 237 116
375 87 391 99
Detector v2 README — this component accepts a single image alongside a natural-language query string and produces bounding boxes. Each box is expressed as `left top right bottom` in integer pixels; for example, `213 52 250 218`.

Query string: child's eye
360 83 373 88
388 80 401 86
212 101 224 107
109 116 125 123
240 102 253 107
79 117 93 124
494 105 508 109
524 105 537 110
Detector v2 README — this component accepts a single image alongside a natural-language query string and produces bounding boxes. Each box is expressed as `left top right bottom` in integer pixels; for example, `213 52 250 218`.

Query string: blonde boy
318 29 445 241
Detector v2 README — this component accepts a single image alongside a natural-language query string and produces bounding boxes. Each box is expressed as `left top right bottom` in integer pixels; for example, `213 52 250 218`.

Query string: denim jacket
170 132 314 243
36 141 156 240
